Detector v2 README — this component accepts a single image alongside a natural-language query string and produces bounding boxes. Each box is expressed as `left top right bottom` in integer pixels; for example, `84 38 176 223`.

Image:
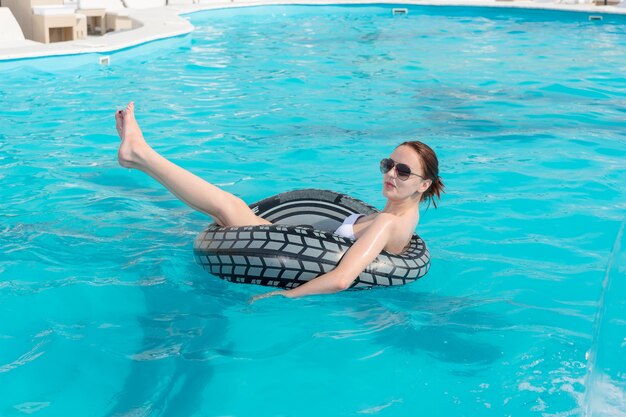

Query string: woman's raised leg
116 102 269 227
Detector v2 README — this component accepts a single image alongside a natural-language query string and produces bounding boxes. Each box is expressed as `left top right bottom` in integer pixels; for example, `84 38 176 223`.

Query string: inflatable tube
193 189 430 289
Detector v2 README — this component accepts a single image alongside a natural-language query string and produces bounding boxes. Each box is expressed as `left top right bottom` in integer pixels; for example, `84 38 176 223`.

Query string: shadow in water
106 264 228 417
346 289 506 368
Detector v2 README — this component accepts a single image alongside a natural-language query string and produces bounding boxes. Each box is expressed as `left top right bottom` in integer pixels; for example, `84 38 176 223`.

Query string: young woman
115 102 444 302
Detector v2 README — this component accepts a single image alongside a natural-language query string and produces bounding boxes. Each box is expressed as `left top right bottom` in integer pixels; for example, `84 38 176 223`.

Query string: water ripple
0 339 48 374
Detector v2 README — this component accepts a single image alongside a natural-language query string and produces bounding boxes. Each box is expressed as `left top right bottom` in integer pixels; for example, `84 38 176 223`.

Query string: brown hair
398 141 445 208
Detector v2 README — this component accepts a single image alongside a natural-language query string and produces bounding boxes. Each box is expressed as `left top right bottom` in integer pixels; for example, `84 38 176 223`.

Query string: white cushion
32 4 78 15
122 0 166 8
78 0 126 10
107 9 130 16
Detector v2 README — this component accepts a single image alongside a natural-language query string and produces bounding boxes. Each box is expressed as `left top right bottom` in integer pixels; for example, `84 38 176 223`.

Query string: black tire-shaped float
193 189 430 289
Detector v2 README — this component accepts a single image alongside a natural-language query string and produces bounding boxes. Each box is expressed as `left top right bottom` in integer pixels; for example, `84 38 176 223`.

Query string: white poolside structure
0 0 201 47
0 0 138 44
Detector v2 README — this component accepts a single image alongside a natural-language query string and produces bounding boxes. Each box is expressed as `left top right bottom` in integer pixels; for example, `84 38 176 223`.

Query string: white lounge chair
77 0 133 32
31 3 82 42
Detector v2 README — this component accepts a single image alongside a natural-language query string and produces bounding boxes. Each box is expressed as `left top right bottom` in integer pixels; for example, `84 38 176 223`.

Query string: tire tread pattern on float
193 189 430 288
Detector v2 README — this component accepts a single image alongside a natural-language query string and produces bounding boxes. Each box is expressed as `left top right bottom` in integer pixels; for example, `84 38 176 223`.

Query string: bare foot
117 102 149 169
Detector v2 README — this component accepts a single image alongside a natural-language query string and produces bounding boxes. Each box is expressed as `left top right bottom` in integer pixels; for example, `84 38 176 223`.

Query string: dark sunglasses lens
396 164 412 180
380 159 393 174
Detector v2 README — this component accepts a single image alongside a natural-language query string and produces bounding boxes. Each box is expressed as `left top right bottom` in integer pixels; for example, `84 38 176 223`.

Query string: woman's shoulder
366 212 404 232
366 211 414 224
353 213 395 238
375 211 420 237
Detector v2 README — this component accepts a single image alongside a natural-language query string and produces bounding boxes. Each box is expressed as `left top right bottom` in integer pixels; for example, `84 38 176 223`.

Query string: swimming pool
1 4 625 416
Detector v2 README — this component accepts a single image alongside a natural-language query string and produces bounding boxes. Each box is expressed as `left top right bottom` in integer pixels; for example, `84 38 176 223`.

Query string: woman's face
382 145 432 201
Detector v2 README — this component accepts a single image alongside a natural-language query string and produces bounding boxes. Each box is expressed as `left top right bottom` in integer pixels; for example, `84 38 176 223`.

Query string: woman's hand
248 290 289 304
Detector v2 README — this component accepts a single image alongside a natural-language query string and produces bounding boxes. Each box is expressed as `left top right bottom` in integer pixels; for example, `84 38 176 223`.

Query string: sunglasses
380 158 426 181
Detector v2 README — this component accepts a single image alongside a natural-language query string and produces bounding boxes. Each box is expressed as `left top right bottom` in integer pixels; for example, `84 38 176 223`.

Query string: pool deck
1 0 625 61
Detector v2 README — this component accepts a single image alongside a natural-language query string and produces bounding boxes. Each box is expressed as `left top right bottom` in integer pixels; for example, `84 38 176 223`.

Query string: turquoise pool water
1 4 626 416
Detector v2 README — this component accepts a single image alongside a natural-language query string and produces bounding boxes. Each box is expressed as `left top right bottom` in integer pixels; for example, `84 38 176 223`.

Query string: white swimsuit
334 213 364 240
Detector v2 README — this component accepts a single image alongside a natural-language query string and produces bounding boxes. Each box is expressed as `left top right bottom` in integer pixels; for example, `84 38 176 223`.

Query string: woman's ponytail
398 141 445 208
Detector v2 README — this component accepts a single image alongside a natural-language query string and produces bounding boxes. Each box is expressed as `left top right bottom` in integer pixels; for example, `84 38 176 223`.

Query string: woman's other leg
116 102 269 227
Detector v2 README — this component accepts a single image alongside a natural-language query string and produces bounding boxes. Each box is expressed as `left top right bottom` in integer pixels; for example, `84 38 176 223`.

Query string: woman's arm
249 213 395 302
